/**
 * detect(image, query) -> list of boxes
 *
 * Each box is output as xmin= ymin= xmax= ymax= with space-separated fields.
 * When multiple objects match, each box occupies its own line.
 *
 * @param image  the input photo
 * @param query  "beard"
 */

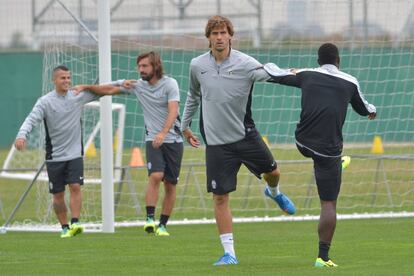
xmin=214 ymin=42 xmax=228 ymax=52
xmin=141 ymin=72 xmax=153 ymax=82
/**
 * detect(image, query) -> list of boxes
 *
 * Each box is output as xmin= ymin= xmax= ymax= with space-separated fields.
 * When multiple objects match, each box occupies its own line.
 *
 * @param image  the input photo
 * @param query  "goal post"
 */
xmin=97 ymin=0 xmax=114 ymax=233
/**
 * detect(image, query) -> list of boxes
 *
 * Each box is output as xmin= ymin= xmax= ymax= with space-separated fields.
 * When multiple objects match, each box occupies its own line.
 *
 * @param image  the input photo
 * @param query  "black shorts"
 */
xmin=145 ymin=141 xmax=183 ymax=184
xmin=296 ymin=143 xmax=342 ymax=201
xmin=46 ymin=157 xmax=84 ymax=194
xmin=206 ymin=129 xmax=277 ymax=195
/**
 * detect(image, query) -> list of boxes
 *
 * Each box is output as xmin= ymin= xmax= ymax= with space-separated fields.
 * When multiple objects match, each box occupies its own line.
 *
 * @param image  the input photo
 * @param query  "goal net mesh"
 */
xmin=2 ymin=0 xmax=414 ymax=231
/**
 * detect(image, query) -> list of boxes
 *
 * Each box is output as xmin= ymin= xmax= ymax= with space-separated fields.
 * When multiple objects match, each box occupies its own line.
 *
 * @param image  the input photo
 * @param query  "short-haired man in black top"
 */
xmin=264 ymin=43 xmax=377 ymax=267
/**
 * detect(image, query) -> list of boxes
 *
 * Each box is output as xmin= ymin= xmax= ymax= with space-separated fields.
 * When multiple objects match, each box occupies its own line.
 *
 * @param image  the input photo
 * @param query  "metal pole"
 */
xmin=349 ymin=0 xmax=354 ymax=48
xmin=257 ymin=0 xmax=263 ymax=48
xmin=248 ymin=0 xmax=262 ymax=48
xmin=2 ymin=162 xmax=46 ymax=229
xmin=98 ymin=0 xmax=115 ymax=233
xmin=57 ymin=0 xmax=98 ymax=42
xmin=363 ymin=0 xmax=368 ymax=44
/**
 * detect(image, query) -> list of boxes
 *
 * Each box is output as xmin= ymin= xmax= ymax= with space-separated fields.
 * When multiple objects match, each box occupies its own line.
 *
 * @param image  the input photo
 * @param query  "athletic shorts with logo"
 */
xmin=145 ymin=141 xmax=183 ymax=184
xmin=46 ymin=157 xmax=84 ymax=194
xmin=206 ymin=128 xmax=277 ymax=195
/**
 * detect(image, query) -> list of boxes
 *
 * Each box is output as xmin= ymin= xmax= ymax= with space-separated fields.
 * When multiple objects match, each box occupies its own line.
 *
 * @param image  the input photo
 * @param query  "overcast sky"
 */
xmin=0 ymin=0 xmax=412 ymax=48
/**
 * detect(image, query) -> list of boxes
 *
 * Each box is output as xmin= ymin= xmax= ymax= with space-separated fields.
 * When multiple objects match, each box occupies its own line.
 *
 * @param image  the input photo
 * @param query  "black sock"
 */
xmin=318 ymin=241 xmax=331 ymax=261
xmin=146 ymin=206 xmax=155 ymax=220
xmin=159 ymin=214 xmax=170 ymax=227
xmin=62 ymin=224 xmax=69 ymax=230
xmin=71 ymin=218 xmax=79 ymax=224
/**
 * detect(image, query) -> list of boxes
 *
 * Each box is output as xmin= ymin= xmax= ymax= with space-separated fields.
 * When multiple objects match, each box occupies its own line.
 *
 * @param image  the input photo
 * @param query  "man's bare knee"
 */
xmin=149 ymin=172 xmax=164 ymax=184
xmin=213 ymin=194 xmax=229 ymax=206
xmin=68 ymin=183 xmax=81 ymax=193
xmin=53 ymin=191 xmax=65 ymax=202
xmin=164 ymin=181 xmax=176 ymax=193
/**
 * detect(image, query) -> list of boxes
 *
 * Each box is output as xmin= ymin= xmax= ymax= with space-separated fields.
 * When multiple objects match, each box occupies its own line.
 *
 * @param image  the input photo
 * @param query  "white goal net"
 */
xmin=2 ymin=0 xmax=414 ymax=231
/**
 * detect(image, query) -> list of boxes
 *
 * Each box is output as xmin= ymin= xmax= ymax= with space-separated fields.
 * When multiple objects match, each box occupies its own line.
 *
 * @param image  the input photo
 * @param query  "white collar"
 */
xmin=321 ymin=64 xmax=339 ymax=72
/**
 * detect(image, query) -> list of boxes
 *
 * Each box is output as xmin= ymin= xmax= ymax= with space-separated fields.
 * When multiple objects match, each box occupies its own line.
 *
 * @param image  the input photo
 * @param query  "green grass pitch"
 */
xmin=0 ymin=147 xmax=414 ymax=275
xmin=0 ymin=219 xmax=413 ymax=275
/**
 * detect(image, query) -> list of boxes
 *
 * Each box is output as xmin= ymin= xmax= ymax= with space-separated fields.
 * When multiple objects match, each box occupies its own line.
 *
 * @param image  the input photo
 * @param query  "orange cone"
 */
xmin=129 ymin=147 xmax=144 ymax=167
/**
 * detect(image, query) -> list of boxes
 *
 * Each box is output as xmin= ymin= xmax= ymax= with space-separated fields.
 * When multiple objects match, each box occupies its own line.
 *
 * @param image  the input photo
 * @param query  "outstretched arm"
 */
xmin=72 ymin=84 xmax=122 ymax=96
xmin=263 ymin=63 xmax=301 ymax=88
xmin=72 ymin=80 xmax=136 ymax=96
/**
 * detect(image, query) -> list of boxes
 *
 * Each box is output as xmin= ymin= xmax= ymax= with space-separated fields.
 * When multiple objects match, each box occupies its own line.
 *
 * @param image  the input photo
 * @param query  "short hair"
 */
xmin=136 ymin=51 xmax=163 ymax=79
xmin=205 ymin=15 xmax=234 ymax=38
xmin=318 ymin=43 xmax=340 ymax=65
xmin=52 ymin=65 xmax=69 ymax=74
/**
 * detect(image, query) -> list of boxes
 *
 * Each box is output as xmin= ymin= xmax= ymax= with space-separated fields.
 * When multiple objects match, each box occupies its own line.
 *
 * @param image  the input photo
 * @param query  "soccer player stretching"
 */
xmin=15 ymin=65 xmax=101 ymax=238
xmin=181 ymin=15 xmax=296 ymax=266
xmin=73 ymin=52 xmax=183 ymax=236
xmin=265 ymin=43 xmax=377 ymax=267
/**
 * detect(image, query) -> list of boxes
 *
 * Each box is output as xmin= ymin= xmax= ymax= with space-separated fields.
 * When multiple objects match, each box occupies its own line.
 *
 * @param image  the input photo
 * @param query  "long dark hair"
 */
xmin=137 ymin=51 xmax=163 ymax=79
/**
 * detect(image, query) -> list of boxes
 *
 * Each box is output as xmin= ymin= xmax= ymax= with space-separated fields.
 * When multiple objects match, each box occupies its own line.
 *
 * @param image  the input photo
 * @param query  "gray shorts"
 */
xmin=145 ymin=141 xmax=183 ymax=184
xmin=46 ymin=157 xmax=84 ymax=194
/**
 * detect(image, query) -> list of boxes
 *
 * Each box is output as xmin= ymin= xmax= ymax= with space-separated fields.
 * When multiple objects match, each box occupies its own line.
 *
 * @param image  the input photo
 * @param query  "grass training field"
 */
xmin=0 ymin=219 xmax=413 ymax=275
xmin=0 ymin=147 xmax=413 ymax=275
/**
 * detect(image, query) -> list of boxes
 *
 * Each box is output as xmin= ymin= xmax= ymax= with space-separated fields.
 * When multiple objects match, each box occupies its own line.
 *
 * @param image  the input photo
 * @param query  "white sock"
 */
xmin=220 ymin=233 xmax=235 ymax=257
xmin=267 ymin=184 xmax=280 ymax=196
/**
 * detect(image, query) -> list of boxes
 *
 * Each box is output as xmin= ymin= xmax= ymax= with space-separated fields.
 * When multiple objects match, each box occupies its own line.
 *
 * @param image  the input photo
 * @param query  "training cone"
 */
xmin=85 ymin=142 xmax=97 ymax=158
xmin=262 ymin=136 xmax=270 ymax=148
xmin=130 ymin=147 xmax=144 ymax=167
xmin=371 ymin=135 xmax=384 ymax=154
xmin=113 ymin=130 xmax=119 ymax=152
